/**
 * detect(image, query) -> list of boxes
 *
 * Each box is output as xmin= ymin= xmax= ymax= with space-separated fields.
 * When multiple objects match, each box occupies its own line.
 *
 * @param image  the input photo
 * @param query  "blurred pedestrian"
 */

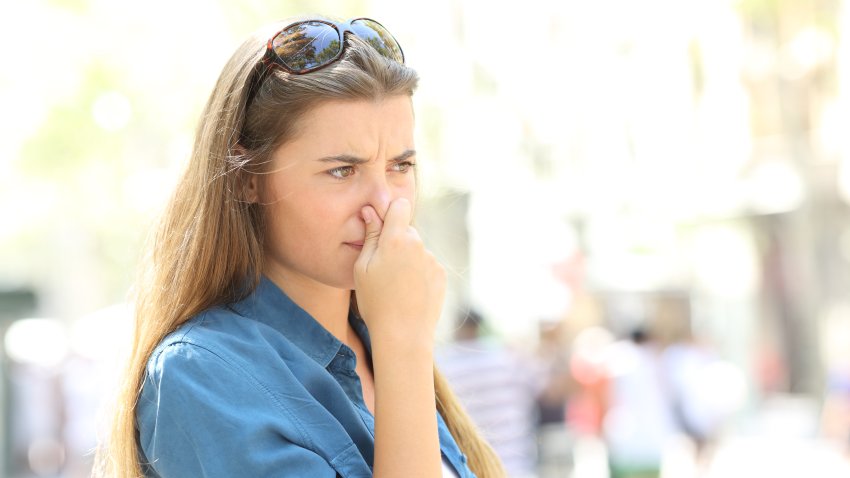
xmin=534 ymin=319 xmax=576 ymax=478
xmin=602 ymin=327 xmax=678 ymax=478
xmin=437 ymin=309 xmax=541 ymax=478
xmin=660 ymin=333 xmax=732 ymax=466
xmin=654 ymin=294 xmax=744 ymax=472
xmin=567 ymin=326 xmax=614 ymax=438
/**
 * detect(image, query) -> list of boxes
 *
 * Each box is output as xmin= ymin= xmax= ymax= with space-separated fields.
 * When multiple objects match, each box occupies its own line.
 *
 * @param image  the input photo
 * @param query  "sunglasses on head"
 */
xmin=261 ymin=17 xmax=404 ymax=74
xmin=242 ymin=17 xmax=404 ymax=136
xmin=244 ymin=17 xmax=404 ymax=107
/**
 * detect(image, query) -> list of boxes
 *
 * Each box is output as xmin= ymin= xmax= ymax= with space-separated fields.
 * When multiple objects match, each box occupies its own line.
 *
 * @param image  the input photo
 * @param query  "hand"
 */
xmin=354 ymin=198 xmax=445 ymax=477
xmin=353 ymin=198 xmax=446 ymax=346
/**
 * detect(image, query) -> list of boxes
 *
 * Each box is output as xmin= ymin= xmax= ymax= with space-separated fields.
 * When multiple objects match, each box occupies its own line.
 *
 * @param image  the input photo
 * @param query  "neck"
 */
xmin=264 ymin=269 xmax=352 ymax=341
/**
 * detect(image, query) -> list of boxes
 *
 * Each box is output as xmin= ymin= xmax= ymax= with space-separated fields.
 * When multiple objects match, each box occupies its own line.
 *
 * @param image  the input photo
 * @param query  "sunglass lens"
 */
xmin=272 ymin=21 xmax=342 ymax=73
xmin=350 ymin=19 xmax=404 ymax=64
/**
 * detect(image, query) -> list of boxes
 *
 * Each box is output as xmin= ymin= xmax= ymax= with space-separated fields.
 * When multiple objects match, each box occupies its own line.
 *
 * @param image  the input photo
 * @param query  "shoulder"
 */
xmin=141 ymin=305 xmax=305 ymax=414
xmin=137 ymin=306 xmax=310 ymax=447
xmin=147 ymin=305 xmax=283 ymax=373
xmin=142 ymin=307 xmax=274 ymax=401
xmin=156 ymin=305 xmax=267 ymax=348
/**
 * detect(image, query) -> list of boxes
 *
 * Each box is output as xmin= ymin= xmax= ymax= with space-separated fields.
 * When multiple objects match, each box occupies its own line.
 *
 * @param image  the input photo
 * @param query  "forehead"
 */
xmin=284 ymin=96 xmax=415 ymax=155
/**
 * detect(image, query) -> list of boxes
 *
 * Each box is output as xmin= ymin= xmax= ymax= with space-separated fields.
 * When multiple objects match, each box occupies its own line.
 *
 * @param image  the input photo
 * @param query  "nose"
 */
xmin=365 ymin=172 xmax=392 ymax=221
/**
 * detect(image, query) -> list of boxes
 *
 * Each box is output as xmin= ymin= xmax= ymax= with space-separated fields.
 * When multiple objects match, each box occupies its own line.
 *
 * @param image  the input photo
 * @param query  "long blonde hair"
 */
xmin=96 ymin=17 xmax=505 ymax=478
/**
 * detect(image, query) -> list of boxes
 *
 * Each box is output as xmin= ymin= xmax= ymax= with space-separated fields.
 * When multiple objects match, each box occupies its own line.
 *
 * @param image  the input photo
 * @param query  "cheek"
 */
xmin=406 ymin=181 xmax=417 ymax=201
xmin=393 ymin=173 xmax=417 ymax=198
xmin=266 ymin=190 xmax=354 ymax=244
xmin=399 ymin=179 xmax=417 ymax=208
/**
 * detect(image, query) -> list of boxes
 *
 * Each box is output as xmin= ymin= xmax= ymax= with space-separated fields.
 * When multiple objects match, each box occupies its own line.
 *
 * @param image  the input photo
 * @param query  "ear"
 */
xmin=233 ymin=144 xmax=260 ymax=204
xmin=243 ymin=169 xmax=260 ymax=204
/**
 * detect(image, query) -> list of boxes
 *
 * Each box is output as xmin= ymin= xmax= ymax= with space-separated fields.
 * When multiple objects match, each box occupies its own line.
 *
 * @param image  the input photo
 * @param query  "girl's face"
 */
xmin=253 ymin=96 xmax=417 ymax=291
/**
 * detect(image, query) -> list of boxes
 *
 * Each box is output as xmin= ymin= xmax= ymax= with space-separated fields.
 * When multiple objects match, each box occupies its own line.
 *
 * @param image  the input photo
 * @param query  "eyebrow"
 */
xmin=316 ymin=149 xmax=416 ymax=165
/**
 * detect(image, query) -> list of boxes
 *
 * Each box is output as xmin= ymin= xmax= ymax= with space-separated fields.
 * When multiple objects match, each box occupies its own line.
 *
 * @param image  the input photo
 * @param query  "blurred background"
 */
xmin=2 ymin=0 xmax=850 ymax=476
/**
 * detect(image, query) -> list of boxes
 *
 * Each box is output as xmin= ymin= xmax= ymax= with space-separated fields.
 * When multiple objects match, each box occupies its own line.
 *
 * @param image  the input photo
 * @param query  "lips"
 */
xmin=344 ymin=242 xmax=364 ymax=250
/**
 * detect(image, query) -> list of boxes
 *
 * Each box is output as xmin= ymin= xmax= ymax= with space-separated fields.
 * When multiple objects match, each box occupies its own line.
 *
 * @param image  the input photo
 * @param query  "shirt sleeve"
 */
xmin=136 ymin=341 xmax=339 ymax=478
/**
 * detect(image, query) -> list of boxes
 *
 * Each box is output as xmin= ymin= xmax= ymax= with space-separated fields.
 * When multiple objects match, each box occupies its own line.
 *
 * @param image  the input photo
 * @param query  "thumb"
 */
xmin=358 ymin=205 xmax=383 ymax=266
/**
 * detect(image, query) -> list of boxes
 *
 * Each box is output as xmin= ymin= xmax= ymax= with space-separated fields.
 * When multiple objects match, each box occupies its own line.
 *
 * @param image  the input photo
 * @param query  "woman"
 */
xmin=96 ymin=15 xmax=505 ymax=478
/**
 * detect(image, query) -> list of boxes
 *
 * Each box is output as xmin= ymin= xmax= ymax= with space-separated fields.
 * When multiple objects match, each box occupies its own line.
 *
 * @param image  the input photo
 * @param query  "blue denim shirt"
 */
xmin=136 ymin=276 xmax=475 ymax=477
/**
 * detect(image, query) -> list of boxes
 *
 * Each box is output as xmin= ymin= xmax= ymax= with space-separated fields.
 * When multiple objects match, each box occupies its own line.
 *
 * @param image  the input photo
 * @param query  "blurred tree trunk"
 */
xmin=741 ymin=0 xmax=842 ymax=396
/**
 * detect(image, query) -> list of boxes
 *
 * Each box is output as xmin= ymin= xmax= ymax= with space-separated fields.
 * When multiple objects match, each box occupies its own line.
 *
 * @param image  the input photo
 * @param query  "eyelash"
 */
xmin=327 ymin=161 xmax=417 ymax=180
xmin=328 ymin=166 xmax=355 ymax=179
xmin=392 ymin=160 xmax=417 ymax=173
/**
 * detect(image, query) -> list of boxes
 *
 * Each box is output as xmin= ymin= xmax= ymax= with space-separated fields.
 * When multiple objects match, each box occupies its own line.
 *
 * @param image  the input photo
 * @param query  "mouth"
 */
xmin=344 ymin=242 xmax=364 ymax=250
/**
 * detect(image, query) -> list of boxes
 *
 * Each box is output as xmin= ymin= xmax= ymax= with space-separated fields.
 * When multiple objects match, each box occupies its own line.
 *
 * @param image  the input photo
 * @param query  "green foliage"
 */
xmin=17 ymin=62 xmax=125 ymax=178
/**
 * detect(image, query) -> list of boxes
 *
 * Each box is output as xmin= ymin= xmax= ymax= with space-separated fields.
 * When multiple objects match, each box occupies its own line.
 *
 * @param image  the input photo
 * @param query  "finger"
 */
xmin=381 ymin=198 xmax=412 ymax=237
xmin=358 ymin=205 xmax=383 ymax=265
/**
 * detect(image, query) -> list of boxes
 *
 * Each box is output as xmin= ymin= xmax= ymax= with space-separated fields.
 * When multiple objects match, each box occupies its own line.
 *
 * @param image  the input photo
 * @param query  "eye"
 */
xmin=391 ymin=161 xmax=416 ymax=173
xmin=328 ymin=165 xmax=355 ymax=179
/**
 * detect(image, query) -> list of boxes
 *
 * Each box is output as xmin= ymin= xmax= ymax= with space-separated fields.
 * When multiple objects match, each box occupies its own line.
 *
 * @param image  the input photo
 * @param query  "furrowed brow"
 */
xmin=317 ymin=150 xmax=416 ymax=164
xmin=391 ymin=149 xmax=416 ymax=162
xmin=316 ymin=154 xmax=369 ymax=165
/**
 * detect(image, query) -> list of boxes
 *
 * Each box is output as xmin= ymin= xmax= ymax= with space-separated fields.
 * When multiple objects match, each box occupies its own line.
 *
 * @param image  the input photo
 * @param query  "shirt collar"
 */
xmin=229 ymin=275 xmax=370 ymax=368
